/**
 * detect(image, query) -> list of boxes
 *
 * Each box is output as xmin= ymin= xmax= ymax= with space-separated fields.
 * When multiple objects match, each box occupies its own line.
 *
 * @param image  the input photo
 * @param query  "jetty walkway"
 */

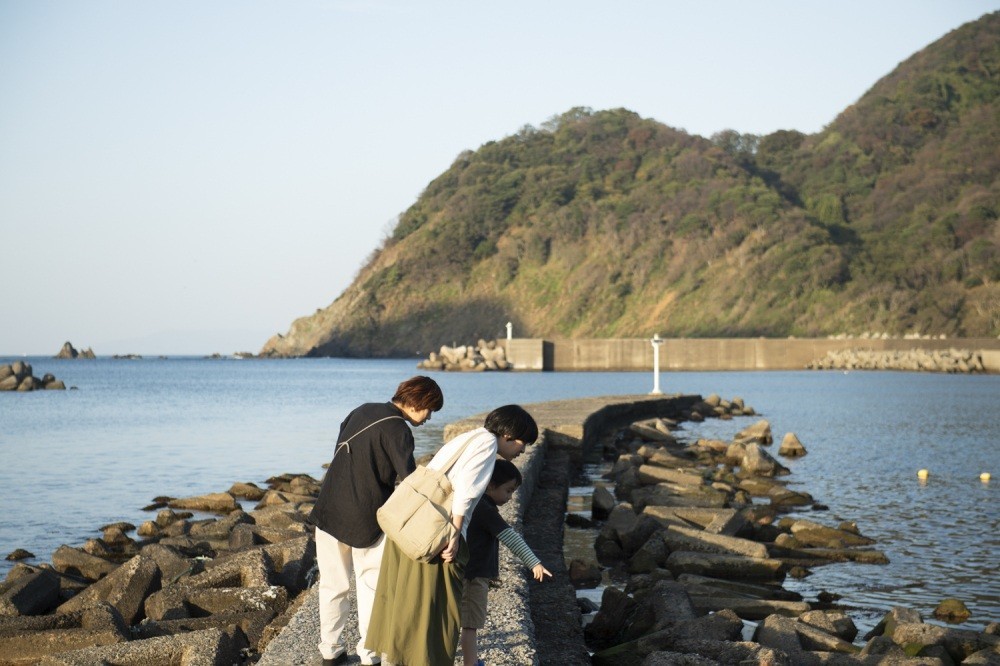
xmin=259 ymin=394 xmax=690 ymax=665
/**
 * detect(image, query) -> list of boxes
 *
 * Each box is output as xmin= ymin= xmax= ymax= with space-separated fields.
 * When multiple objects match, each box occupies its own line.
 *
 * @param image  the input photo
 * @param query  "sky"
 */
xmin=1 ymin=1 xmax=998 ymax=355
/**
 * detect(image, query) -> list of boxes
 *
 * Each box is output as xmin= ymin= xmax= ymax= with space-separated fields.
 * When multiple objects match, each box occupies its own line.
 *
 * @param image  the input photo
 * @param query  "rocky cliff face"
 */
xmin=261 ymin=13 xmax=1000 ymax=358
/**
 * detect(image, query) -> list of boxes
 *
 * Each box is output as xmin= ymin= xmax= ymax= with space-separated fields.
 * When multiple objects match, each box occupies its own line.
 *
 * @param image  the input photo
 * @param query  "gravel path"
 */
xmin=259 ymin=446 xmax=547 ymax=666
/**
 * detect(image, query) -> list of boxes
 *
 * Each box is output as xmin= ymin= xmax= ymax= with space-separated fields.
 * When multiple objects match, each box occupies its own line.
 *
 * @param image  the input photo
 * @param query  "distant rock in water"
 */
xmin=54 ymin=341 xmax=95 ymax=359
xmin=0 ymin=361 xmax=66 ymax=391
xmin=417 ymin=339 xmax=510 ymax=371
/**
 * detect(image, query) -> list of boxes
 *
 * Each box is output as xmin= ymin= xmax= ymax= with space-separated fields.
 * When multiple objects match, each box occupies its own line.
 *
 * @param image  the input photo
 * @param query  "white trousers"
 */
xmin=315 ymin=526 xmax=385 ymax=664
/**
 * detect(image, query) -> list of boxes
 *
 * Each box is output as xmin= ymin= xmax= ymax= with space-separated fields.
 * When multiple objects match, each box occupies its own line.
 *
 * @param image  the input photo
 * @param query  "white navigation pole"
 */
xmin=506 ymin=321 xmax=513 ymax=340
xmin=650 ymin=333 xmax=664 ymax=395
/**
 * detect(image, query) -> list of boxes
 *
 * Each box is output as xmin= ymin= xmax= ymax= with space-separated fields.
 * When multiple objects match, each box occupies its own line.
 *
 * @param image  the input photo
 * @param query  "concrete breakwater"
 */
xmin=572 ymin=403 xmax=1000 ymax=664
xmin=2 ymin=395 xmax=998 ymax=664
xmin=497 ymin=337 xmax=1000 ymax=372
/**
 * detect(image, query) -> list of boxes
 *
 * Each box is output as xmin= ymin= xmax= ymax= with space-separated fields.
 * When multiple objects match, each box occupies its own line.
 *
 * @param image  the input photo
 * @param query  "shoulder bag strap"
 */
xmin=334 ymin=415 xmax=405 ymax=459
xmin=435 ymin=429 xmax=487 ymax=474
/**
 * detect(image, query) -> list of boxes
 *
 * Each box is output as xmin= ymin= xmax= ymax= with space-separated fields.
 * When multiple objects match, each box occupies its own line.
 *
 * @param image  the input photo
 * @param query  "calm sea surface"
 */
xmin=1 ymin=357 xmax=997 ymax=632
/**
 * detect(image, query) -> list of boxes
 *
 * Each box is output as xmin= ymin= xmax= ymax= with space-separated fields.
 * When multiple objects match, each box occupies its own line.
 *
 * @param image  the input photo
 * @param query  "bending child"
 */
xmin=460 ymin=459 xmax=552 ymax=666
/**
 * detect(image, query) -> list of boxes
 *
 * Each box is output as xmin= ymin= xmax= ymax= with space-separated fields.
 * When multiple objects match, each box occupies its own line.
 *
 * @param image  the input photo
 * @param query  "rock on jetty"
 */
xmin=0 ymin=361 xmax=66 ymax=391
xmin=0 ymin=475 xmax=321 ymax=664
xmin=807 ymin=348 xmax=987 ymax=373
xmin=417 ymin=339 xmax=510 ymax=371
xmin=54 ymin=342 xmax=96 ymax=359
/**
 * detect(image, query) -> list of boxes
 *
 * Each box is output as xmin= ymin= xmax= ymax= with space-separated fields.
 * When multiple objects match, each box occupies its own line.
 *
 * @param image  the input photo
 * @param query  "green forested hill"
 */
xmin=261 ymin=12 xmax=999 ymax=358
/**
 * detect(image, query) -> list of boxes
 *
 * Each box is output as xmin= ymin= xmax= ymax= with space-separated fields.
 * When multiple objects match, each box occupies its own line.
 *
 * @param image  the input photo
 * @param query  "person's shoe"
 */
xmin=322 ymin=654 xmax=349 ymax=665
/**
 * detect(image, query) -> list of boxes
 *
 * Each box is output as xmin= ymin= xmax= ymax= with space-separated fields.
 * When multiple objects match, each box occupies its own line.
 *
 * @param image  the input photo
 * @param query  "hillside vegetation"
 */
xmin=262 ymin=12 xmax=999 ymax=358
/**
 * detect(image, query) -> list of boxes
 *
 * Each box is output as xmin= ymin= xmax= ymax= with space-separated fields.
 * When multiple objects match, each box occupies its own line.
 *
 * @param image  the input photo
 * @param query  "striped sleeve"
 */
xmin=497 ymin=527 xmax=541 ymax=570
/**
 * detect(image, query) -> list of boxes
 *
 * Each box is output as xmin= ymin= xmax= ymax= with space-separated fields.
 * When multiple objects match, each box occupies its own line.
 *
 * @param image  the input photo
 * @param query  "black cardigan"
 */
xmin=309 ymin=402 xmax=416 ymax=548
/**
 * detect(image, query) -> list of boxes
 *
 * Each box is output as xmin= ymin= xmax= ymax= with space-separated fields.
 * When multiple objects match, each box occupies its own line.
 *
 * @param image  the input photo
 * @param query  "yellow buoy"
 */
xmin=917 ymin=469 xmax=929 ymax=479
xmin=981 ymin=472 xmax=991 ymax=482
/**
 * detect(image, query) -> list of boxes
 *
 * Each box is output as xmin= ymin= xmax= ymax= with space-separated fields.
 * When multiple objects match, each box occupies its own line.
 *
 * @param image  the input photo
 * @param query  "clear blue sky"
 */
xmin=2 ymin=1 xmax=997 ymax=355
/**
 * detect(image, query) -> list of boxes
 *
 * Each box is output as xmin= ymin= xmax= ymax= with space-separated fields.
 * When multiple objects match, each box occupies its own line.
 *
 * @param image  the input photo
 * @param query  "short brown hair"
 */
xmin=392 ymin=375 xmax=444 ymax=412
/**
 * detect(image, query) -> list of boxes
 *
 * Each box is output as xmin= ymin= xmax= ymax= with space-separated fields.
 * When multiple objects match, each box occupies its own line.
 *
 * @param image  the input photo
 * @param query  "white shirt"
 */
xmin=427 ymin=427 xmax=498 ymax=538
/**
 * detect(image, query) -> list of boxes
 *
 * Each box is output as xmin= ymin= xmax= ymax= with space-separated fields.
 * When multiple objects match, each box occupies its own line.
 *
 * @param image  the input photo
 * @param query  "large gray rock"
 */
xmin=636 ymin=466 xmax=705 ymax=487
xmin=194 ymin=549 xmax=276 ymax=590
xmin=631 ymin=484 xmax=728 ymax=511
xmin=595 ymin=530 xmax=625 ymax=565
xmin=619 ymin=515 xmax=664 ymax=556
xmin=648 ymin=580 xmax=698 ymax=630
xmin=228 ymin=482 xmax=266 ymax=501
xmin=685 ymin=594 xmax=810 ymax=620
xmin=17 ymin=376 xmax=40 ymax=391
xmin=51 ymin=546 xmax=119 ymax=582
xmin=665 ymin=551 xmax=785 ymax=581
xmin=789 ymin=519 xmax=875 ymax=547
xmin=10 ymin=361 xmax=30 ymax=380
xmin=0 ymin=603 xmax=128 ymax=664
xmin=585 ymin=586 xmax=638 ymax=651
xmin=641 ymin=651 xmax=717 ymax=665
xmin=667 ymin=640 xmax=791 ymax=665
xmin=630 ymin=421 xmax=677 ymax=443
xmin=661 ymin=524 xmax=768 ymax=559
xmin=0 ymin=569 xmax=59 ymax=617
xmin=57 ymin=555 xmax=161 ymax=625
xmin=741 ymin=443 xmax=790 ymax=477
xmin=778 ymin=432 xmax=807 ymax=457
xmin=628 ymin=533 xmax=668 ymax=574
xmin=145 ymin=584 xmax=288 ymax=622
xmin=891 ymin=622 xmax=1000 ymax=663
xmin=134 ymin=608 xmax=275 ymax=652
xmin=592 ymin=485 xmax=617 ymax=520
xmin=792 ymin=618 xmax=861 ymax=654
xmin=798 ymin=610 xmax=858 ymax=642
xmin=863 ymin=607 xmax=924 ymax=640
xmin=34 ymin=626 xmax=245 ymax=666
xmin=139 ymin=543 xmax=194 ymax=583
xmin=645 ymin=449 xmax=698 ymax=469
xmin=735 ymin=419 xmax=773 ymax=445
xmin=168 ymin=492 xmax=239 ymax=514
xmin=754 ymin=614 xmax=812 ymax=663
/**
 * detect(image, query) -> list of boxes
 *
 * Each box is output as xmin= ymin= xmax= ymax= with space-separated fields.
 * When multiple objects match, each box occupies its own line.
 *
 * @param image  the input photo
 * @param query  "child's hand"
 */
xmin=532 ymin=563 xmax=552 ymax=582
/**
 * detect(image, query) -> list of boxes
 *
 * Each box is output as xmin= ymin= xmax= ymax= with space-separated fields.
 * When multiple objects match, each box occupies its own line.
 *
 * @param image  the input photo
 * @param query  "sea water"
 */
xmin=0 ymin=357 xmax=997 ymax=630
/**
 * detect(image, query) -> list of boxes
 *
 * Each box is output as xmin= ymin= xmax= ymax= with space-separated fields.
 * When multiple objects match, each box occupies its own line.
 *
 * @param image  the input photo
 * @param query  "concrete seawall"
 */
xmin=501 ymin=337 xmax=1000 ymax=372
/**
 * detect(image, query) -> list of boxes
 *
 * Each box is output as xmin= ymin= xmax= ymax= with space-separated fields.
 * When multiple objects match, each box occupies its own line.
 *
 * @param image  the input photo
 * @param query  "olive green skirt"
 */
xmin=365 ymin=537 xmax=468 ymax=666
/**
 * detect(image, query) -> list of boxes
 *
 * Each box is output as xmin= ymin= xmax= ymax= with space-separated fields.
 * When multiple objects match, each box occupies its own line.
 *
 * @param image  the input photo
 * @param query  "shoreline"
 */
xmin=1 ymin=394 xmax=997 ymax=664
